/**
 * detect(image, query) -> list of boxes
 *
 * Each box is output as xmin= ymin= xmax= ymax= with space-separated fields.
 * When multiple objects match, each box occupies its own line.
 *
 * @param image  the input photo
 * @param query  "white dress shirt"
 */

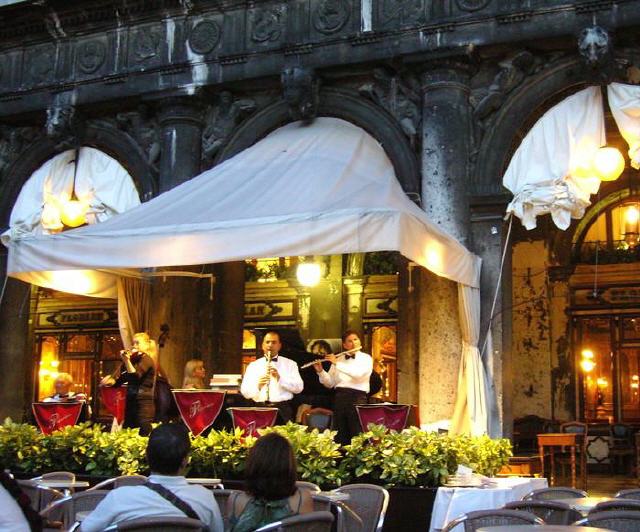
xmin=240 ymin=355 xmax=303 ymax=402
xmin=318 ymin=351 xmax=373 ymax=393
xmin=80 ymin=474 xmax=223 ymax=532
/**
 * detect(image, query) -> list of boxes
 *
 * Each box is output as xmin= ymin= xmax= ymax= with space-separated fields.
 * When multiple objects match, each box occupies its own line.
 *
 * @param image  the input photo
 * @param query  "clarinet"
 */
xmin=265 ymin=349 xmax=273 ymax=403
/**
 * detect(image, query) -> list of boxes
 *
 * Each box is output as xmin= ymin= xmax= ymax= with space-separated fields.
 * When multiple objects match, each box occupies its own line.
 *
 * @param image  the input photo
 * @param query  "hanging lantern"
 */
xmin=593 ymin=147 xmax=625 ymax=182
xmin=624 ymin=204 xmax=640 ymax=247
xmin=60 ymin=197 xmax=88 ymax=228
xmin=41 ymin=201 xmax=63 ymax=231
xmin=296 ymin=262 xmax=322 ymax=287
xmin=580 ymin=349 xmax=596 ymax=373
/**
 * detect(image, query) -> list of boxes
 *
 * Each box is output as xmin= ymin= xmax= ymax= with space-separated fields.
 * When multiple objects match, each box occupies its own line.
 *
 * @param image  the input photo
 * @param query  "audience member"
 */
xmin=81 ymin=424 xmax=223 ymax=532
xmin=227 ymin=432 xmax=313 ymax=532
xmin=183 ymin=359 xmax=208 ymax=389
xmin=43 ymin=373 xmax=86 ymax=402
xmin=0 ymin=471 xmax=42 ymax=531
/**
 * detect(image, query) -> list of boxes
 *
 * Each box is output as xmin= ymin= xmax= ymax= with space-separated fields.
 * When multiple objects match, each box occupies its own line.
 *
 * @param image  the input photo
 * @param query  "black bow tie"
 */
xmin=266 ymin=356 xmax=278 ymax=362
xmin=345 ymin=354 xmax=355 ymax=360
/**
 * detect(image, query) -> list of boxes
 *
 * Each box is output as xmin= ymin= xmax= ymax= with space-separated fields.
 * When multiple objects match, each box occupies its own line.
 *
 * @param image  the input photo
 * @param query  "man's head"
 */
xmin=310 ymin=339 xmax=332 ymax=356
xmin=262 ymin=330 xmax=282 ymax=357
xmin=54 ymin=373 xmax=73 ymax=396
xmin=146 ymin=424 xmax=191 ymax=476
xmin=342 ymin=330 xmax=362 ymax=351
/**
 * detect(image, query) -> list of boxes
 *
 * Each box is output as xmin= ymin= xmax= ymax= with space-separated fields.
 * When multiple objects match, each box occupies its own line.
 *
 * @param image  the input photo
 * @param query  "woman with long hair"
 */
xmin=182 ymin=359 xmax=207 ymax=389
xmin=227 ymin=433 xmax=313 ymax=532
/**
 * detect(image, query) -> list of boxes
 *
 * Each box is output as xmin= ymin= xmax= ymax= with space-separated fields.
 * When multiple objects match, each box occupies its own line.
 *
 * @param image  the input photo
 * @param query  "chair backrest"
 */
xmin=303 ymin=408 xmax=333 ymax=431
xmin=504 ymin=500 xmax=583 ymax=525
xmin=560 ymin=421 xmax=588 ymax=440
xmin=106 ymin=516 xmax=205 ymax=531
xmin=611 ymin=423 xmax=633 ymax=440
xmin=523 ymin=487 xmax=588 ymax=500
xmin=254 ymin=510 xmax=334 ymax=532
xmin=576 ymin=510 xmax=640 ymax=531
xmin=296 ymin=481 xmax=321 ymax=494
xmin=90 ymin=475 xmax=148 ymax=490
xmin=213 ymin=488 xmax=241 ymax=530
xmin=334 ymin=483 xmax=389 ymax=532
xmin=591 ymin=500 xmax=640 ymax=513
xmin=41 ymin=489 xmax=110 ymax=529
xmin=616 ymin=489 xmax=640 ymax=500
xmin=17 ymin=480 xmax=65 ymax=512
xmin=442 ymin=509 xmax=543 ymax=532
xmin=40 ymin=471 xmax=76 ymax=482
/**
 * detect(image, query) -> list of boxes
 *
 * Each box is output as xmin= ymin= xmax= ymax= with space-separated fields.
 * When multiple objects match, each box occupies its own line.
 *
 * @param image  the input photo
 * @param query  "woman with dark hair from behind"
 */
xmin=227 ymin=433 xmax=314 ymax=532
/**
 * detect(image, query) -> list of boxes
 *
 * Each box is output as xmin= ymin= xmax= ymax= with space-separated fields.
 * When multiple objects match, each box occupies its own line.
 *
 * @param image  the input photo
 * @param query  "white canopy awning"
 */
xmin=3 ymin=118 xmax=481 ymax=296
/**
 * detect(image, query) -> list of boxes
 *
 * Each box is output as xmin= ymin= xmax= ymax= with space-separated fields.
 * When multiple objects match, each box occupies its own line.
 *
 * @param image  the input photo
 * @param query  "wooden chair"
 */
xmin=504 ymin=500 xmax=582 ymax=525
xmin=441 ymin=509 xmax=543 ymax=532
xmin=523 ymin=486 xmax=587 ymax=500
xmin=334 ymin=483 xmax=389 ymax=532
xmin=302 ymin=408 xmax=333 ymax=432
xmin=558 ymin=421 xmax=588 ymax=489
xmin=104 ymin=516 xmax=205 ymax=531
xmin=89 ymin=475 xmax=147 ymax=490
xmin=254 ymin=510 xmax=334 ymax=532
xmin=609 ymin=424 xmax=636 ymax=475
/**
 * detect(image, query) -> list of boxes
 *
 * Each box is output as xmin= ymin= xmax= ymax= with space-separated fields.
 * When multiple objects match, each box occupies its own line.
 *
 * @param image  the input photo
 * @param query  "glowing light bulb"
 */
xmin=296 ymin=263 xmax=322 ymax=287
xmin=60 ymin=199 xmax=88 ymax=228
xmin=594 ymin=147 xmax=625 ymax=182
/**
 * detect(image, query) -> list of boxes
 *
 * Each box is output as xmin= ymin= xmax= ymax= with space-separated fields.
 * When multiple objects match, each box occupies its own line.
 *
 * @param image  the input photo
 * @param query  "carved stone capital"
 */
xmin=421 ymin=62 xmax=472 ymax=94
xmin=158 ymin=97 xmax=204 ymax=127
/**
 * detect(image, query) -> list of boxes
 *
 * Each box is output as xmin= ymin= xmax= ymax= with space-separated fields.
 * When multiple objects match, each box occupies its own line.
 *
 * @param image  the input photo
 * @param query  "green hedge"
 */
xmin=0 ymin=419 xmax=511 ymax=489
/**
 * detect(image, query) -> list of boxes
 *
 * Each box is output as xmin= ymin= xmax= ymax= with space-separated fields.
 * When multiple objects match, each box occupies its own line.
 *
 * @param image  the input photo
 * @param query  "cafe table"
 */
xmin=185 ymin=478 xmax=222 ymax=487
xmin=34 ymin=479 xmax=90 ymax=496
xmin=477 ymin=526 xmax=613 ymax=531
xmin=549 ymin=497 xmax=615 ymax=514
xmin=430 ymin=477 xmax=548 ymax=532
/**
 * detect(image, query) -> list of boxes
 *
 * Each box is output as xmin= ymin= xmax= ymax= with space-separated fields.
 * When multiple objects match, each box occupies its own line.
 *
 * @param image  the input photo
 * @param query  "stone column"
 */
xmin=418 ymin=64 xmax=471 ymax=424
xmin=158 ymin=98 xmax=204 ymax=192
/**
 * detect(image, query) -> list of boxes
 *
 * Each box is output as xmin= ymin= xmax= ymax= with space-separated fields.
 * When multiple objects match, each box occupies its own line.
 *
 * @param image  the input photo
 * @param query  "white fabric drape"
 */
xmin=503 ymin=87 xmax=605 ymax=230
xmin=450 ymin=284 xmax=491 ymax=436
xmin=117 ymin=277 xmax=150 ymax=349
xmin=608 ymin=82 xmax=640 ymax=170
xmin=3 ymin=118 xmax=481 ymax=291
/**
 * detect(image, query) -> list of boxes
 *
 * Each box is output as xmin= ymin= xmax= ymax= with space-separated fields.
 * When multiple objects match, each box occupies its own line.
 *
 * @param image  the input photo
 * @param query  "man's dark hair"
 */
xmin=310 ymin=339 xmax=332 ymax=354
xmin=146 ymin=424 xmax=191 ymax=475
xmin=245 ymin=432 xmax=297 ymax=500
xmin=262 ymin=330 xmax=281 ymax=342
xmin=342 ymin=329 xmax=361 ymax=344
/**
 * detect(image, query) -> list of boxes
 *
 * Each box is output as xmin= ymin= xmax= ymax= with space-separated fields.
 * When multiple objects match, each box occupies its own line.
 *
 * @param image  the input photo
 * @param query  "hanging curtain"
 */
xmin=449 ymin=284 xmax=492 ymax=436
xmin=608 ymin=82 xmax=640 ymax=170
xmin=503 ymin=86 xmax=605 ymax=230
xmin=117 ymin=277 xmax=150 ymax=349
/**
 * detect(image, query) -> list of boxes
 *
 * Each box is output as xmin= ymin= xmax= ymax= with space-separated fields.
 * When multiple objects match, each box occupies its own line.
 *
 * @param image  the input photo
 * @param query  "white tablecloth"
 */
xmin=429 ymin=477 xmax=548 ymax=531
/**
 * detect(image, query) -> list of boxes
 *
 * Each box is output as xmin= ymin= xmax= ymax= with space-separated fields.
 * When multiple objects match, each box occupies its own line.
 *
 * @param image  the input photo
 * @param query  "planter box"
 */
xmin=383 ymin=486 xmax=438 ymax=532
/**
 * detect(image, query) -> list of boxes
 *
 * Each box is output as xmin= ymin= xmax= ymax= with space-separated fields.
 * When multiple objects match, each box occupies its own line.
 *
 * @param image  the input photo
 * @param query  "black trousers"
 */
xmin=254 ymin=400 xmax=294 ymax=424
xmin=124 ymin=396 xmax=155 ymax=436
xmin=333 ymin=388 xmax=367 ymax=446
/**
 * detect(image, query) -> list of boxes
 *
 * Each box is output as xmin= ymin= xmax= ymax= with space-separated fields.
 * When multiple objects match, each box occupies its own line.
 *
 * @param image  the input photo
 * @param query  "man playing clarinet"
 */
xmin=314 ymin=330 xmax=372 ymax=445
xmin=240 ymin=330 xmax=303 ymax=423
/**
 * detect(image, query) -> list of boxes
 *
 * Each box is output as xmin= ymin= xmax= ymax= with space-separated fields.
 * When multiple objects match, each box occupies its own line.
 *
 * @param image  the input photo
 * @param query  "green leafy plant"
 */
xmin=189 ymin=428 xmax=254 ymax=479
xmin=260 ymin=423 xmax=345 ymax=488
xmin=0 ymin=418 xmax=43 ymax=473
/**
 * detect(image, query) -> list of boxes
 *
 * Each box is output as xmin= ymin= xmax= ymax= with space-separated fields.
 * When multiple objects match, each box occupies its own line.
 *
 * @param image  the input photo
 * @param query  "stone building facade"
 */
xmin=1 ymin=0 xmax=640 ymax=432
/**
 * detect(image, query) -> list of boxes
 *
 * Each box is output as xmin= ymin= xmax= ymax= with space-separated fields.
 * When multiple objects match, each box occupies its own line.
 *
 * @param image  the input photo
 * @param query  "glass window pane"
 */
xmin=580 ymin=317 xmax=613 ymax=423
xmin=622 ymin=318 xmax=640 ymax=341
xmin=101 ymin=333 xmax=124 ymax=360
xmin=243 ymin=329 xmax=256 ymax=350
xmin=38 ymin=336 xmax=60 ymax=400
xmin=66 ymin=334 xmax=96 ymax=353
xmin=584 ymin=213 xmax=607 ymax=243
xmin=60 ymin=359 xmax=92 ymax=398
xmin=369 ymin=325 xmax=397 ymax=402
xmin=619 ymin=348 xmax=640 ymax=422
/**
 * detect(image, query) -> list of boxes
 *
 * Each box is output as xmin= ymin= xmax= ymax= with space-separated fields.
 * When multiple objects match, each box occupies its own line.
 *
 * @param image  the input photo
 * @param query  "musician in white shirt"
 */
xmin=314 ymin=330 xmax=372 ymax=445
xmin=241 ymin=331 xmax=304 ymax=423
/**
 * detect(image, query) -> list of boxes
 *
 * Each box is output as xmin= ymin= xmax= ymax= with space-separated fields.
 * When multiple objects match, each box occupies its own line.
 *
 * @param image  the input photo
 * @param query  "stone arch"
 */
xmin=0 ymin=121 xmax=156 ymax=227
xmin=473 ymin=55 xmax=599 ymax=196
xmin=217 ymin=87 xmax=421 ymax=198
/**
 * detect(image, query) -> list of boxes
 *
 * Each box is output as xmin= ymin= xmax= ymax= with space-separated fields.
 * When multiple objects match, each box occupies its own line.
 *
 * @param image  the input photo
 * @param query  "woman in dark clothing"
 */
xmin=100 ymin=340 xmax=156 ymax=435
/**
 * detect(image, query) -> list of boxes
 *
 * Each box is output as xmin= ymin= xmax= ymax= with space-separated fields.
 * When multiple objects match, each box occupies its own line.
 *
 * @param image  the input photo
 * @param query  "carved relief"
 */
xmin=132 ymin=27 xmax=161 ymax=63
xmin=77 ymin=40 xmax=106 ymax=74
xmin=251 ymin=6 xmax=285 ymax=43
xmin=46 ymin=94 xmax=83 ymax=149
xmin=455 ymin=0 xmax=491 ymax=11
xmin=116 ymin=105 xmax=161 ymax=169
xmin=313 ymin=0 xmax=350 ymax=35
xmin=27 ymin=48 xmax=55 ymax=83
xmin=201 ymin=91 xmax=256 ymax=164
xmin=578 ymin=26 xmax=611 ymax=69
xmin=281 ymin=67 xmax=320 ymax=121
xmin=359 ymin=68 xmax=421 ymax=146
xmin=381 ymin=0 xmax=424 ymax=27
xmin=0 ymin=126 xmax=36 ymax=176
xmin=188 ymin=20 xmax=221 ymax=55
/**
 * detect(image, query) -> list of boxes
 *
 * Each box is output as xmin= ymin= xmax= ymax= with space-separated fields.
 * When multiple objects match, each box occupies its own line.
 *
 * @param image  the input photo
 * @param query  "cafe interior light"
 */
xmin=594 ymin=146 xmax=625 ymax=182
xmin=580 ymin=349 xmax=596 ymax=373
xmin=296 ymin=261 xmax=322 ymax=287
xmin=624 ymin=204 xmax=640 ymax=247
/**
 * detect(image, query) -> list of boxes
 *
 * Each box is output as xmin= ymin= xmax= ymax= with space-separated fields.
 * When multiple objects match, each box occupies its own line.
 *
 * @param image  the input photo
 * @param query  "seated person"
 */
xmin=0 ymin=471 xmax=42 ymax=532
xmin=43 ymin=373 xmax=86 ymax=402
xmin=182 ymin=359 xmax=208 ymax=389
xmin=228 ymin=433 xmax=314 ymax=532
xmin=81 ymin=424 xmax=223 ymax=532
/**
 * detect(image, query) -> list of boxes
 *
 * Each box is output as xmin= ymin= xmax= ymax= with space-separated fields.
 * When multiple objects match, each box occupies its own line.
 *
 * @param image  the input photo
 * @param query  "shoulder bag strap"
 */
xmin=144 ymin=481 xmax=200 ymax=520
